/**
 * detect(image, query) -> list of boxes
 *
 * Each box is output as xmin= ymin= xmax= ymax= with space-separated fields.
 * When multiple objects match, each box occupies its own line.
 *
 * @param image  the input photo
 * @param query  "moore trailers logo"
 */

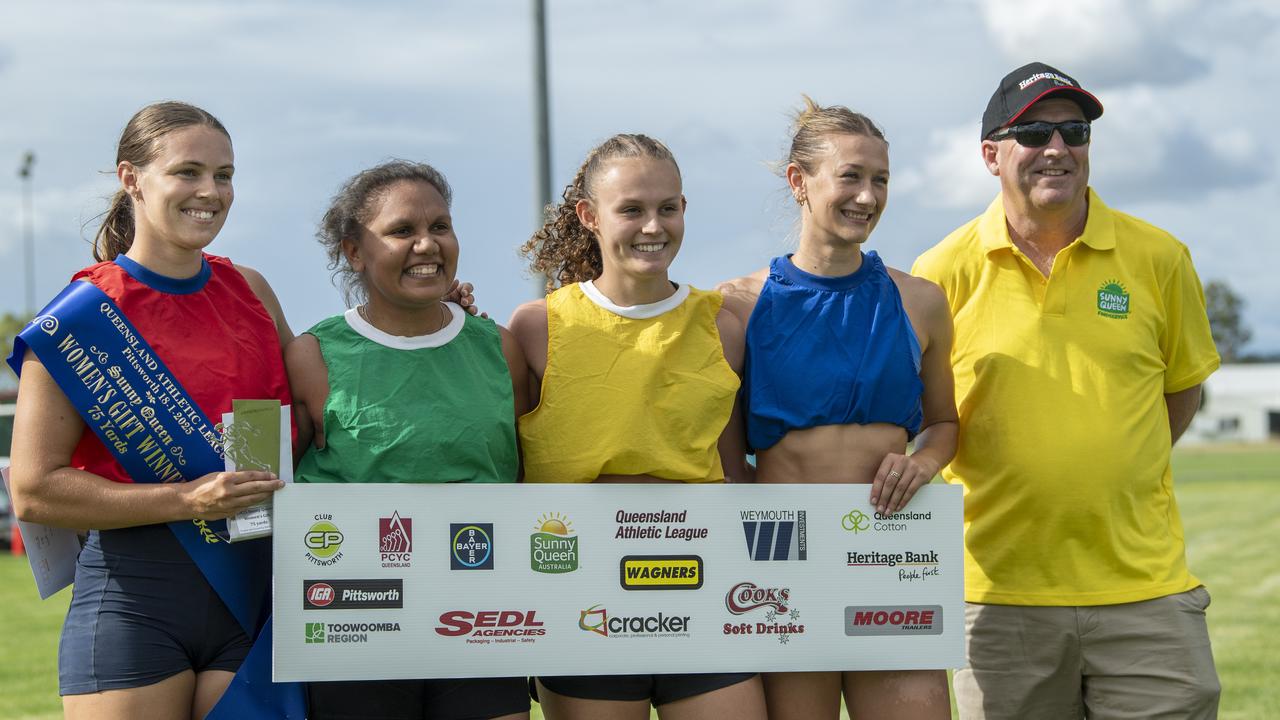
xmin=303 ymin=579 xmax=404 ymax=610
xmin=741 ymin=509 xmax=806 ymax=560
xmin=844 ymin=606 xmax=944 ymax=636
xmin=380 ymin=511 xmax=412 ymax=568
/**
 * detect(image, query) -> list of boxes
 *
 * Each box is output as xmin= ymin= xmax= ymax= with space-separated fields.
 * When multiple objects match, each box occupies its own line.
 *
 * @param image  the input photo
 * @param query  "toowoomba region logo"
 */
xmin=1097 ymin=280 xmax=1130 ymax=319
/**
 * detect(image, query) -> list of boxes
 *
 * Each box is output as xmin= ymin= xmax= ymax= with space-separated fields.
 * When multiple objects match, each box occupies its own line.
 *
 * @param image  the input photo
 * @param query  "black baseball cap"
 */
xmin=981 ymin=62 xmax=1104 ymax=140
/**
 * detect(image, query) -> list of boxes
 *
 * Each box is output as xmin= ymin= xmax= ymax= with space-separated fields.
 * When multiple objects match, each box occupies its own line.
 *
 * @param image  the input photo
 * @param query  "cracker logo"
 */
xmin=1097 ymin=280 xmax=1130 ymax=319
xmin=619 ymin=555 xmax=703 ymax=590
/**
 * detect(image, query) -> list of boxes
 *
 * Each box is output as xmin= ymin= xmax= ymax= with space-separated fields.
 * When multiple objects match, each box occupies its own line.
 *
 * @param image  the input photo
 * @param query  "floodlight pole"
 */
xmin=18 ymin=151 xmax=36 ymax=316
xmin=531 ymin=0 xmax=553 ymax=296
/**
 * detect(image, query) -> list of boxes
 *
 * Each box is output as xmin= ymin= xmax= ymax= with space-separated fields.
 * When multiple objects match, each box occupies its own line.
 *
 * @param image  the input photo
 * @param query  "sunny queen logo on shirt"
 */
xmin=1096 ymin=280 xmax=1131 ymax=319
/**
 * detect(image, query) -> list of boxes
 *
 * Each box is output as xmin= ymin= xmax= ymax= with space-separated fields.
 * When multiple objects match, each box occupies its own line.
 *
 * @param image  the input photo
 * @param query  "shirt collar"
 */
xmin=981 ymin=187 xmax=1116 ymax=255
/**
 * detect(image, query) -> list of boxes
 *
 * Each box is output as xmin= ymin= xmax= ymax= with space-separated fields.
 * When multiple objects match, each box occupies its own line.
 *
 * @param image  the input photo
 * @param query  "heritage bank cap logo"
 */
xmin=531 ymin=512 xmax=578 ymax=573
xmin=1097 ymin=280 xmax=1130 ymax=319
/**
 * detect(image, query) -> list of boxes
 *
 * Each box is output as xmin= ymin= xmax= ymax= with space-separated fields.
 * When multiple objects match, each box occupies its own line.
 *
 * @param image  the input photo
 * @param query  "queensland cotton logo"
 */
xmin=1097 ymin=280 xmax=1130 ymax=319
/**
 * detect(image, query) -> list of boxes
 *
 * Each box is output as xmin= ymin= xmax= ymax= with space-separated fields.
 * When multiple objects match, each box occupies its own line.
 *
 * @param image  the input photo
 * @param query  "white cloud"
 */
xmin=894 ymin=125 xmax=995 ymax=209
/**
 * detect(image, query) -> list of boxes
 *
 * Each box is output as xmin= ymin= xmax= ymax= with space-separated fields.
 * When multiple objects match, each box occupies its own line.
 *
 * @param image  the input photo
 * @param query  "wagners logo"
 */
xmin=435 ymin=610 xmax=545 ymax=637
xmin=304 ymin=515 xmax=344 ymax=566
xmin=741 ymin=509 xmax=806 ymax=560
xmin=303 ymin=579 xmax=403 ymax=610
xmin=531 ymin=512 xmax=578 ymax=573
xmin=619 ymin=555 xmax=703 ymax=590
xmin=451 ymin=523 xmax=494 ymax=570
xmin=845 ymin=606 xmax=944 ymax=636
xmin=380 ymin=512 xmax=412 ymax=568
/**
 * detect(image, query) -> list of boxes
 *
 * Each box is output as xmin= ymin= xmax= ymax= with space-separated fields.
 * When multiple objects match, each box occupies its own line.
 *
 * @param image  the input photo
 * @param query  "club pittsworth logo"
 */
xmin=741 ymin=509 xmax=806 ymax=560
xmin=303 ymin=621 xmax=401 ymax=645
xmin=380 ymin=511 xmax=412 ymax=568
xmin=451 ymin=523 xmax=494 ymax=570
xmin=303 ymin=579 xmax=403 ymax=610
xmin=846 ymin=549 xmax=941 ymax=582
xmin=724 ymin=581 xmax=804 ymax=643
xmin=1097 ymin=280 xmax=1130 ymax=319
xmin=304 ymin=515 xmax=344 ymax=566
xmin=578 ymin=604 xmax=690 ymax=639
xmin=531 ymin=512 xmax=578 ymax=573
xmin=615 ymin=509 xmax=709 ymax=541
xmin=845 ymin=606 xmax=943 ymax=636
xmin=842 ymin=508 xmax=932 ymax=534
xmin=434 ymin=610 xmax=546 ymax=645
xmin=619 ymin=555 xmax=703 ymax=590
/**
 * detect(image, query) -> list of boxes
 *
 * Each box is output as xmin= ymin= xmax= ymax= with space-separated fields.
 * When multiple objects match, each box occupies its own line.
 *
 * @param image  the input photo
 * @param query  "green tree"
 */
xmin=1204 ymin=280 xmax=1251 ymax=363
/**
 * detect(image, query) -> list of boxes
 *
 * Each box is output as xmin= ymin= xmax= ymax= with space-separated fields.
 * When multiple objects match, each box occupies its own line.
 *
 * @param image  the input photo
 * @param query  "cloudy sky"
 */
xmin=2 ymin=0 xmax=1277 ymax=360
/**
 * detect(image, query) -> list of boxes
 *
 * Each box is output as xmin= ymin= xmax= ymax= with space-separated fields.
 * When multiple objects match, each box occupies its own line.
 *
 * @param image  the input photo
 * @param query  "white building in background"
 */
xmin=1183 ymin=364 xmax=1280 ymax=445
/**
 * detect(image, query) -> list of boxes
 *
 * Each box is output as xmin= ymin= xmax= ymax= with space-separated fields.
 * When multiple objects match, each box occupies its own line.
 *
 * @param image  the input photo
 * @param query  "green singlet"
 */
xmin=295 ymin=303 xmax=517 ymax=484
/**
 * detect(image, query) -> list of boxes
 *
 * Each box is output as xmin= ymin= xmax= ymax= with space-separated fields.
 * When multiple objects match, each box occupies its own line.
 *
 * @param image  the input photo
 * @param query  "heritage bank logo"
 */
xmin=451 ymin=523 xmax=495 ymax=570
xmin=531 ymin=512 xmax=578 ymax=573
xmin=380 ymin=512 xmax=412 ymax=568
xmin=1097 ymin=280 xmax=1130 ymax=319
xmin=304 ymin=515 xmax=344 ymax=566
xmin=619 ymin=555 xmax=703 ymax=590
xmin=741 ymin=509 xmax=806 ymax=560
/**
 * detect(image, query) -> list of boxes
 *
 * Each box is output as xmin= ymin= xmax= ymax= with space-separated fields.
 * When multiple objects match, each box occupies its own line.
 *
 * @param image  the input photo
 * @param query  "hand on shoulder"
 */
xmin=716 ymin=267 xmax=768 ymax=326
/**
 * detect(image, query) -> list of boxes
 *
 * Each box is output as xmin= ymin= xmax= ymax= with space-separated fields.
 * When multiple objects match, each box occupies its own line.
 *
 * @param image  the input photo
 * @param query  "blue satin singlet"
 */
xmin=743 ymin=252 xmax=923 ymax=452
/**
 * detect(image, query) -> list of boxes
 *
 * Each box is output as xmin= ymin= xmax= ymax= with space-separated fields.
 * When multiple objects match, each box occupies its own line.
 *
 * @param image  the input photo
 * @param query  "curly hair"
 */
xmin=94 ymin=102 xmax=230 ymax=262
xmin=521 ymin=133 xmax=679 ymax=294
xmin=786 ymin=94 xmax=887 ymax=179
xmin=317 ymin=160 xmax=453 ymax=306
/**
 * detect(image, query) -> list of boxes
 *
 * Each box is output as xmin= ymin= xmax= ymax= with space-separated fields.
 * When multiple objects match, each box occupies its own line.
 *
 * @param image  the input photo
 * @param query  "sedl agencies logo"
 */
xmin=578 ymin=605 xmax=690 ymax=639
xmin=741 ymin=509 xmax=807 ymax=560
xmin=451 ymin=523 xmax=495 ymax=570
xmin=304 ymin=515 xmax=344 ymax=566
xmin=845 ymin=606 xmax=943 ymax=636
xmin=380 ymin=512 xmax=412 ymax=568
xmin=434 ymin=610 xmax=546 ymax=645
xmin=619 ymin=555 xmax=703 ymax=590
xmin=531 ymin=512 xmax=579 ymax=573
xmin=723 ymin=581 xmax=805 ymax=643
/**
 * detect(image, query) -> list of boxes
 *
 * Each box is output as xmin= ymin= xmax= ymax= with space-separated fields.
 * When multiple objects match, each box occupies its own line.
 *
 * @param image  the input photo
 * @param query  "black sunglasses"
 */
xmin=988 ymin=120 xmax=1091 ymax=147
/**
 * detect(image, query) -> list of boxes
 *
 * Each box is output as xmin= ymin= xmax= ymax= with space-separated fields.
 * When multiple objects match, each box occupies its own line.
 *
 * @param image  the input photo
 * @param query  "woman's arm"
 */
xmin=508 ymin=299 xmax=549 ymax=404
xmin=715 ymin=307 xmax=754 ymax=484
xmin=870 ymin=278 xmax=959 ymax=514
xmin=498 ymin=326 xmax=532 ymax=418
xmin=236 ymin=264 xmax=294 ymax=347
xmin=9 ymin=350 xmax=283 ymax=529
xmin=285 ymin=334 xmax=328 ymax=453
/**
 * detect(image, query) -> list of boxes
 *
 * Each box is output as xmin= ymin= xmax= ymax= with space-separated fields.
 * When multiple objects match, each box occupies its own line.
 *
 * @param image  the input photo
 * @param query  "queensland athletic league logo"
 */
xmin=741 ymin=509 xmax=806 ymax=560
xmin=1097 ymin=280 xmax=1130 ymax=319
xmin=380 ymin=512 xmax=412 ymax=568
xmin=531 ymin=512 xmax=579 ymax=573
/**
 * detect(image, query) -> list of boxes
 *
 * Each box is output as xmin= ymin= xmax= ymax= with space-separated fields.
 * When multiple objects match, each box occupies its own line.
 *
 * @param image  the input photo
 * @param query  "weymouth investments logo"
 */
xmin=304 ymin=515 xmax=344 ymax=566
xmin=741 ymin=509 xmax=807 ymax=560
xmin=531 ymin=513 xmax=578 ymax=573
xmin=451 ymin=523 xmax=494 ymax=570
xmin=380 ymin=511 xmax=412 ymax=568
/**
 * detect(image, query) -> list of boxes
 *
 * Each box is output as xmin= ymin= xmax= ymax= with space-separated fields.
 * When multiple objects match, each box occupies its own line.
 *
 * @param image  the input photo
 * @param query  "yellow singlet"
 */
xmin=519 ymin=281 xmax=740 ymax=484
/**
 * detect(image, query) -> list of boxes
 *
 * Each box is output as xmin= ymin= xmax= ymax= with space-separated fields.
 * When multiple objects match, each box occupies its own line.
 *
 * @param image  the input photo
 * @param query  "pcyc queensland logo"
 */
xmin=531 ymin=512 xmax=579 ymax=573
xmin=451 ymin=523 xmax=495 ymax=570
xmin=380 ymin=511 xmax=412 ymax=568
xmin=304 ymin=515 xmax=344 ymax=566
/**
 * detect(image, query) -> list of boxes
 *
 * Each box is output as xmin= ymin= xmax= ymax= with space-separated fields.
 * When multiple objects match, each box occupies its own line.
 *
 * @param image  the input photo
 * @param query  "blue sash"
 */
xmin=7 ymin=280 xmax=305 ymax=719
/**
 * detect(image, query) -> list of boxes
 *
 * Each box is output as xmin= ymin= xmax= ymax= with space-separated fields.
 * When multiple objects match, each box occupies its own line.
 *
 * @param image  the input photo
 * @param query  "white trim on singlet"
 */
xmin=579 ymin=280 xmax=690 ymax=319
xmin=343 ymin=302 xmax=465 ymax=349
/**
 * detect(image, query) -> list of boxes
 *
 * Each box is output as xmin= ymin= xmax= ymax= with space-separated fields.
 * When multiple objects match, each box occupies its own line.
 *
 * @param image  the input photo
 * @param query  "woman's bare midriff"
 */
xmin=756 ymin=423 xmax=907 ymax=484
xmin=594 ymin=474 xmax=696 ymax=484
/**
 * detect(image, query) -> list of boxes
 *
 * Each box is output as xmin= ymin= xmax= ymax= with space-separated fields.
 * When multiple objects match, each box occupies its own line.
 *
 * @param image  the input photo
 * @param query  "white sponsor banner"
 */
xmin=273 ymin=483 xmax=963 ymax=681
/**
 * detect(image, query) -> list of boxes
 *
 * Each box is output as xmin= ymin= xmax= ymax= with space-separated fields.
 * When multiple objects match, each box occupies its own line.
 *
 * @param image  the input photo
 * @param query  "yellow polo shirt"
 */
xmin=912 ymin=190 xmax=1219 ymax=605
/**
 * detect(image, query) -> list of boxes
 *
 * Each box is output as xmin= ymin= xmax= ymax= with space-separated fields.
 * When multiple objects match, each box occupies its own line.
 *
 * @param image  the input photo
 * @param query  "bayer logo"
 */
xmin=450 ymin=523 xmax=494 ymax=570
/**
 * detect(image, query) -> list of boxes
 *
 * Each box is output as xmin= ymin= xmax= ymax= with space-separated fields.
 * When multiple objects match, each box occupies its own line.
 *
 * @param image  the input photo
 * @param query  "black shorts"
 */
xmin=307 ymin=677 xmax=529 ymax=720
xmin=535 ymin=673 xmax=757 ymax=707
xmin=59 ymin=527 xmax=252 ymax=695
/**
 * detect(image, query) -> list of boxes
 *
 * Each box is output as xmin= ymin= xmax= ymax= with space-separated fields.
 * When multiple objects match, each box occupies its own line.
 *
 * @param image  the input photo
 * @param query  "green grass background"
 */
xmin=2 ymin=445 xmax=1276 ymax=719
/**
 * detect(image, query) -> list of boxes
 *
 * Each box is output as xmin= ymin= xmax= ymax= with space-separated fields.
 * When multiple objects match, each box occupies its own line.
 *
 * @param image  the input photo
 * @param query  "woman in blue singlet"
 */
xmin=719 ymin=97 xmax=959 ymax=720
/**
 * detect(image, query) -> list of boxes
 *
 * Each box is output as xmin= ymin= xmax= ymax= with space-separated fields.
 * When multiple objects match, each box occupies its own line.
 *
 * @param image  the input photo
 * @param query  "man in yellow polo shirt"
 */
xmin=913 ymin=62 xmax=1221 ymax=719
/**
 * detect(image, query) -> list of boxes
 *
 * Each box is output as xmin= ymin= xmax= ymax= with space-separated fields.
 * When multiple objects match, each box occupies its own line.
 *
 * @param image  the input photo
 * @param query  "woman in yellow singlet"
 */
xmin=509 ymin=134 xmax=766 ymax=720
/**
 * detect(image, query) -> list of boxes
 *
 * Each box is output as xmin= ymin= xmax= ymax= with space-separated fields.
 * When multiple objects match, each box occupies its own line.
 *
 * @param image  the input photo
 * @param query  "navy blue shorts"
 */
xmin=59 ymin=526 xmax=252 ymax=695
xmin=307 ymin=677 xmax=529 ymax=720
xmin=535 ymin=673 xmax=757 ymax=707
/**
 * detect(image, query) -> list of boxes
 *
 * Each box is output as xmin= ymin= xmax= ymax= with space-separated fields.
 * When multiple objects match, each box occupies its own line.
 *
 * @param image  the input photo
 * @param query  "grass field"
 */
xmin=1 ymin=444 xmax=1276 ymax=719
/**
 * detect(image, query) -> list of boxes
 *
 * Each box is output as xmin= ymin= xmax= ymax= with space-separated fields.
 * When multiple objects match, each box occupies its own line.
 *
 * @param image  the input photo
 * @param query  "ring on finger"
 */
xmin=888 ymin=470 xmax=902 ymax=480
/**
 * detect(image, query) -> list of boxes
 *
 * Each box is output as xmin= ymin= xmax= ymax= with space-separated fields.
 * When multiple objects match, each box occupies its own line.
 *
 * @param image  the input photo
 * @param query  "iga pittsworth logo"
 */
xmin=845 ymin=606 xmax=943 ymax=636
xmin=303 ymin=579 xmax=403 ymax=610
xmin=741 ymin=509 xmax=806 ymax=560
xmin=434 ymin=610 xmax=546 ymax=645
xmin=577 ymin=604 xmax=691 ymax=639
xmin=842 ymin=508 xmax=933 ymax=534
xmin=304 ymin=515 xmax=344 ymax=566
xmin=723 ymin=581 xmax=804 ymax=643
xmin=451 ymin=523 xmax=494 ymax=570
xmin=304 ymin=621 xmax=401 ymax=645
xmin=380 ymin=512 xmax=412 ymax=568
xmin=531 ymin=513 xmax=578 ymax=573
xmin=619 ymin=555 xmax=703 ymax=590
xmin=846 ymin=549 xmax=941 ymax=582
